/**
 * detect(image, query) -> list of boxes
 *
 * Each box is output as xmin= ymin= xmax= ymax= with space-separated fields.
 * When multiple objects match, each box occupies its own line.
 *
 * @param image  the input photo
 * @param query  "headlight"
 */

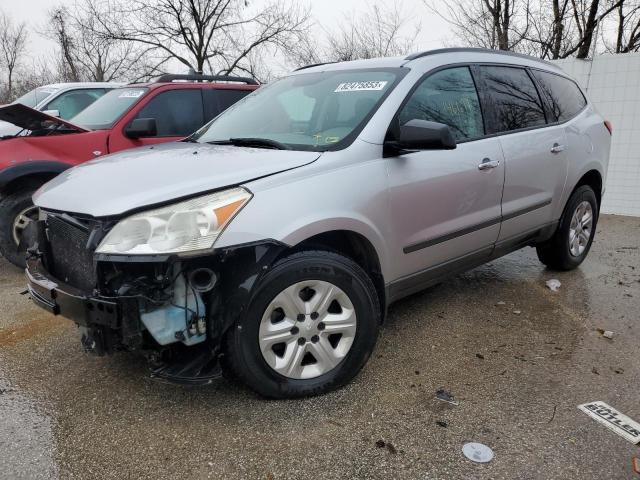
xmin=96 ymin=187 xmax=251 ymax=255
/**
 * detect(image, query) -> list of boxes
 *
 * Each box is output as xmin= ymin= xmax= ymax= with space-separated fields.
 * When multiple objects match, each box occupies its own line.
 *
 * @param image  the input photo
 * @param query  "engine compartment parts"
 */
xmin=139 ymin=267 xmax=207 ymax=347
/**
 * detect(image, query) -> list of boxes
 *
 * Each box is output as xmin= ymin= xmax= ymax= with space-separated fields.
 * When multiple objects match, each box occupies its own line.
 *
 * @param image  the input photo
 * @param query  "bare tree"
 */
xmin=87 ymin=0 xmax=310 ymax=78
xmin=605 ymin=0 xmax=640 ymax=52
xmin=432 ymin=0 xmax=627 ymax=58
xmin=46 ymin=4 xmax=166 ymax=83
xmin=0 ymin=10 xmax=28 ymax=100
xmin=290 ymin=1 xmax=420 ymax=67
xmin=426 ymin=0 xmax=531 ymax=51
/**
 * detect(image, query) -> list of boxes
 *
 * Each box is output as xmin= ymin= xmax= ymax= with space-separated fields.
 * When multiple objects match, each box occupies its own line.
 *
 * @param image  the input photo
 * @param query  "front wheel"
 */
xmin=536 ymin=185 xmax=598 ymax=271
xmin=224 ymin=250 xmax=380 ymax=398
xmin=0 ymin=188 xmax=39 ymax=268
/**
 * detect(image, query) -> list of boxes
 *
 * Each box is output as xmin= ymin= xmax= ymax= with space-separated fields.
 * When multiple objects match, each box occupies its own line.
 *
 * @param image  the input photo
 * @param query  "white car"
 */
xmin=0 ymin=82 xmax=122 ymax=137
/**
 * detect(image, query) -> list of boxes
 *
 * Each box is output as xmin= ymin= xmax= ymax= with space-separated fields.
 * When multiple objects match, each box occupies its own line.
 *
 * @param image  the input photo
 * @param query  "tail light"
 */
xmin=604 ymin=120 xmax=612 ymax=135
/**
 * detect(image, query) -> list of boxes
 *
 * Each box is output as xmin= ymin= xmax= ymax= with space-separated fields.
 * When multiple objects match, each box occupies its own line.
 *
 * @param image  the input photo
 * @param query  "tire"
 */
xmin=536 ymin=185 xmax=598 ymax=271
xmin=223 ymin=250 xmax=381 ymax=398
xmin=0 ymin=188 xmax=38 ymax=269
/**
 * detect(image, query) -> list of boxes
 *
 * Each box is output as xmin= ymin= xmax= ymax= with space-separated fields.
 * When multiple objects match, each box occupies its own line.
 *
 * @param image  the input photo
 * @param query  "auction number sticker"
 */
xmin=118 ymin=90 xmax=145 ymax=99
xmin=578 ymin=401 xmax=640 ymax=444
xmin=334 ymin=81 xmax=388 ymax=92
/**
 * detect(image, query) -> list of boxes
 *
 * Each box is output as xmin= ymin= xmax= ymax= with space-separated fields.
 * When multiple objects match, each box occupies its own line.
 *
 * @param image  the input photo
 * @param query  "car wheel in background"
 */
xmin=0 ymin=188 xmax=38 ymax=268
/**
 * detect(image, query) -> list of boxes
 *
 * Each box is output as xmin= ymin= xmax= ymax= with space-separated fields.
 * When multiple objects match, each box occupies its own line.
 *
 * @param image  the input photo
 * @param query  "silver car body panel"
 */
xmin=33 ymin=49 xmax=611 ymax=298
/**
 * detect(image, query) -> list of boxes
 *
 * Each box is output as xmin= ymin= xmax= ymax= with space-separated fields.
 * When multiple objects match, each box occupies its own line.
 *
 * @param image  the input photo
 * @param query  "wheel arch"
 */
xmin=283 ymin=229 xmax=387 ymax=320
xmin=0 ymin=161 xmax=71 ymax=197
xmin=573 ymin=169 xmax=603 ymax=209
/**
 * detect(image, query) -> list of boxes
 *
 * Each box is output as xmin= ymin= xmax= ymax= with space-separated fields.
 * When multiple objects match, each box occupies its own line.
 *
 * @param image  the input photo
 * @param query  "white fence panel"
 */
xmin=553 ymin=54 xmax=640 ymax=217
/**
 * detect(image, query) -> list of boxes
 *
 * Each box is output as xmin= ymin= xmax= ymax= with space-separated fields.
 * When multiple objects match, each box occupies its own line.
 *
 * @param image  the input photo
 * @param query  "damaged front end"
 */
xmin=24 ymin=210 xmax=285 ymax=385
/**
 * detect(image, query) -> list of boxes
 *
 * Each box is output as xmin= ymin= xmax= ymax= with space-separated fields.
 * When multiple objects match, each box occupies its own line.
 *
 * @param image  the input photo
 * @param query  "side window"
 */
xmin=531 ymin=70 xmax=587 ymax=123
xmin=44 ymin=89 xmax=107 ymax=120
xmin=217 ymin=89 xmax=252 ymax=113
xmin=398 ymin=67 xmax=484 ymax=142
xmin=134 ymin=89 xmax=204 ymax=136
xmin=480 ymin=66 xmax=546 ymax=133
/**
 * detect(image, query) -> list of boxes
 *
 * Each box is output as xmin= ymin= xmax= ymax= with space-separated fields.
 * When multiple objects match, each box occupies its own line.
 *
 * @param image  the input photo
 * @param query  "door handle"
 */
xmin=550 ymin=143 xmax=565 ymax=154
xmin=478 ymin=158 xmax=500 ymax=170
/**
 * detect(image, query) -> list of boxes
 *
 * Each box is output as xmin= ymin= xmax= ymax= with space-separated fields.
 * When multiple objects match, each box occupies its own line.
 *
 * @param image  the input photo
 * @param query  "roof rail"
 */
xmin=155 ymin=73 xmax=259 ymax=85
xmin=294 ymin=62 xmax=337 ymax=72
xmin=405 ymin=47 xmax=555 ymax=66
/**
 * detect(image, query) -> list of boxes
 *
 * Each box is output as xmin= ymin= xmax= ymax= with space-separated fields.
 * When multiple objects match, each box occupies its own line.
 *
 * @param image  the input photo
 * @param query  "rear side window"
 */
xmin=480 ymin=66 xmax=546 ymax=133
xmin=134 ymin=89 xmax=204 ymax=136
xmin=398 ymin=66 xmax=484 ymax=142
xmin=203 ymin=89 xmax=252 ymax=121
xmin=531 ymin=70 xmax=587 ymax=122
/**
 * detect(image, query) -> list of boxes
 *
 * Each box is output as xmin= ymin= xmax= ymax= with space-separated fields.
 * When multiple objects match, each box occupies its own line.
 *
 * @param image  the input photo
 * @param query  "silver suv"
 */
xmin=25 ymin=48 xmax=611 ymax=398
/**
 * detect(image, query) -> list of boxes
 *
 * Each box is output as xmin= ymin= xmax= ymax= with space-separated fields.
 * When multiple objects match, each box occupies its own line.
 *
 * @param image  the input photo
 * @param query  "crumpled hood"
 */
xmin=34 ymin=141 xmax=321 ymax=217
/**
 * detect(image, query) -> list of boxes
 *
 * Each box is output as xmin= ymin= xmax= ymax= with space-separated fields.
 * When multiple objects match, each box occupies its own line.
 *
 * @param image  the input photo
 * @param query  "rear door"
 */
xmin=109 ymin=88 xmax=205 ymax=152
xmin=386 ymin=66 xmax=505 ymax=284
xmin=477 ymin=65 xmax=568 ymax=241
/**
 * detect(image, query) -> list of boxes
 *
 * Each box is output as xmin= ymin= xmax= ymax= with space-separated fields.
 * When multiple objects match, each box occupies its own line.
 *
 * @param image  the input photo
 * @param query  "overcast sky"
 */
xmin=7 ymin=0 xmax=450 ymax=66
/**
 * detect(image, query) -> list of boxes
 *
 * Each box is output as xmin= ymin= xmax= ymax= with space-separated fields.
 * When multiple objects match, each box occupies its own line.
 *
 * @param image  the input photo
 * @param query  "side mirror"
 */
xmin=386 ymin=119 xmax=456 ymax=152
xmin=42 ymin=109 xmax=60 ymax=118
xmin=124 ymin=118 xmax=157 ymax=139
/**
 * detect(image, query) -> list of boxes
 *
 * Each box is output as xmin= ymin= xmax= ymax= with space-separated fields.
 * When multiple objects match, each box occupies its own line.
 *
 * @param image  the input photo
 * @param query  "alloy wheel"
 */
xmin=12 ymin=205 xmax=38 ymax=246
xmin=568 ymin=200 xmax=593 ymax=257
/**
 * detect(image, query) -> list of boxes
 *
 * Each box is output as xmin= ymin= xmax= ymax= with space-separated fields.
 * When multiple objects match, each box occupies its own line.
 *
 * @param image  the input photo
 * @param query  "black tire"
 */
xmin=536 ymin=185 xmax=598 ymax=271
xmin=0 ymin=188 xmax=38 ymax=269
xmin=223 ymin=250 xmax=380 ymax=398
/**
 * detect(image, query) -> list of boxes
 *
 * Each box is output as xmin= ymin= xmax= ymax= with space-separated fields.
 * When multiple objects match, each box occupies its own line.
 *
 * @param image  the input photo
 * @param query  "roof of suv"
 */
xmin=129 ymin=73 xmax=259 ymax=91
xmin=39 ymin=82 xmax=124 ymax=91
xmin=293 ymin=48 xmax=565 ymax=76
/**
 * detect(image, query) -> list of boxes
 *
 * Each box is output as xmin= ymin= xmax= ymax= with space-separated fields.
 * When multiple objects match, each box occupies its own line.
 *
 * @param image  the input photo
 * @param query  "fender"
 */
xmin=0 ymin=160 xmax=72 ymax=191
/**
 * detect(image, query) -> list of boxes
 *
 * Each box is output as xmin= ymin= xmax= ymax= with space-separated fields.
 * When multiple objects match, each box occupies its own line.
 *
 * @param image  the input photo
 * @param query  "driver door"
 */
xmin=386 ymin=66 xmax=505 ymax=288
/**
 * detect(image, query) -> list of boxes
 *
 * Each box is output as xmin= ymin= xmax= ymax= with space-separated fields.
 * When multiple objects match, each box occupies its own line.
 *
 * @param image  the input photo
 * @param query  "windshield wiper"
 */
xmin=208 ymin=137 xmax=290 ymax=150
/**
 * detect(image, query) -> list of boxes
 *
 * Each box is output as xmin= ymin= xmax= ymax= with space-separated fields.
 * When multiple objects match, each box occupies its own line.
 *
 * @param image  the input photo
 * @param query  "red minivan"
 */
xmin=0 ymin=74 xmax=258 ymax=266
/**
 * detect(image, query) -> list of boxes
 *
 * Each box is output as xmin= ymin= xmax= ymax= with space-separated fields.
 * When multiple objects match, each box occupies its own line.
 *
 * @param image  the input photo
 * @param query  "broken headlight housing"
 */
xmin=96 ymin=187 xmax=251 ymax=255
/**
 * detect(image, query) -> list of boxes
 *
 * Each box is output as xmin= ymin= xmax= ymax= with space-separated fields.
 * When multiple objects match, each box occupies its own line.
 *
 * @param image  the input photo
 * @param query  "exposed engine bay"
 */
xmin=24 ymin=211 xmax=285 ymax=385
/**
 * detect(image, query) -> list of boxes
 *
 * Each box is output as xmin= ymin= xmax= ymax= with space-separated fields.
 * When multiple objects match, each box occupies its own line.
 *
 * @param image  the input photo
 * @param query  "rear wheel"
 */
xmin=224 ymin=250 xmax=380 ymax=398
xmin=0 ymin=188 xmax=38 ymax=268
xmin=536 ymin=185 xmax=598 ymax=270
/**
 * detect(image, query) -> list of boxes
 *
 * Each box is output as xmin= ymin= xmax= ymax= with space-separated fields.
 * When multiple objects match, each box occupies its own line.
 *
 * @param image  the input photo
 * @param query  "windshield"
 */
xmin=70 ymin=87 xmax=148 ymax=129
xmin=13 ymin=87 xmax=59 ymax=108
xmin=193 ymin=69 xmax=403 ymax=151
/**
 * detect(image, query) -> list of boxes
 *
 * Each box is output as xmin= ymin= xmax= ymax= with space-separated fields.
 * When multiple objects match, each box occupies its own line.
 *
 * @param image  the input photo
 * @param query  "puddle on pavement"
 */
xmin=0 ymin=363 xmax=58 ymax=479
xmin=0 ymin=315 xmax=68 ymax=347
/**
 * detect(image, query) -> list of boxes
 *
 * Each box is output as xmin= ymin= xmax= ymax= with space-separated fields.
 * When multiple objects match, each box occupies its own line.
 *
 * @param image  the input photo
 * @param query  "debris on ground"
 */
xmin=435 ymin=388 xmax=459 ymax=406
xmin=545 ymin=279 xmax=561 ymax=291
xmin=436 ymin=421 xmax=448 ymax=428
xmin=496 ymin=301 xmax=506 ymax=306
xmin=578 ymin=401 xmax=640 ymax=445
xmin=476 ymin=353 xmax=485 ymax=360
xmin=592 ymin=367 xmax=600 ymax=375
xmin=632 ymin=457 xmax=640 ymax=475
xmin=462 ymin=442 xmax=494 ymax=463
xmin=513 ymin=310 xmax=522 ymax=315
xmin=375 ymin=439 xmax=397 ymax=454
xmin=596 ymin=328 xmax=614 ymax=339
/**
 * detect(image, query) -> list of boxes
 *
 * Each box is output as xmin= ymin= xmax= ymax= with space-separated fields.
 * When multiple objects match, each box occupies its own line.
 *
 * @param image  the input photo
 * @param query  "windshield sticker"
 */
xmin=118 ymin=90 xmax=144 ymax=99
xmin=334 ymin=81 xmax=388 ymax=93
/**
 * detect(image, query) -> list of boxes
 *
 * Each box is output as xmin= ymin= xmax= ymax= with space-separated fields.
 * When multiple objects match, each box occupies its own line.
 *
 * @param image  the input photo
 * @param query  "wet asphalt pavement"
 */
xmin=0 ymin=214 xmax=638 ymax=479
